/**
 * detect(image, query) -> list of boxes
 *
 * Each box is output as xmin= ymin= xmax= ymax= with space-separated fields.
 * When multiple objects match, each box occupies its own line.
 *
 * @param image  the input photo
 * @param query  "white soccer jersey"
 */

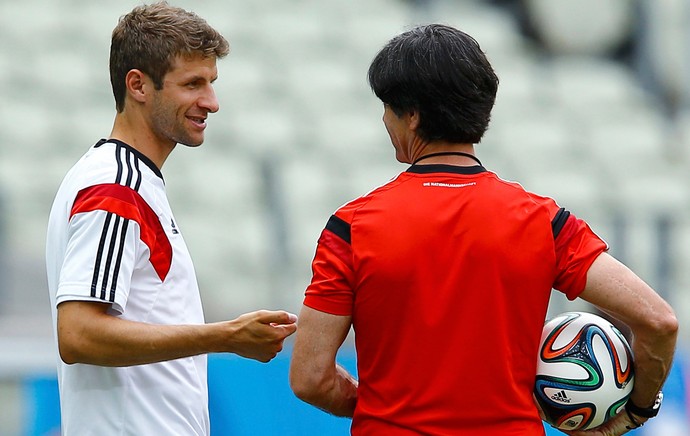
xmin=46 ymin=139 xmax=209 ymax=435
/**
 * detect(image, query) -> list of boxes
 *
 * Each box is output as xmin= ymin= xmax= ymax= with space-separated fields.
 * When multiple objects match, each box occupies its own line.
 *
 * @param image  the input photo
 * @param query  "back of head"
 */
xmin=368 ymin=24 xmax=499 ymax=144
xmin=110 ymin=1 xmax=230 ymax=112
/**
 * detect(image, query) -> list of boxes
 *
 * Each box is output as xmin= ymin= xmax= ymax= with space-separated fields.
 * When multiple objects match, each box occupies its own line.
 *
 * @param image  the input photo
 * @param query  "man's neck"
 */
xmin=411 ymin=143 xmax=478 ymax=166
xmin=110 ymin=113 xmax=175 ymax=170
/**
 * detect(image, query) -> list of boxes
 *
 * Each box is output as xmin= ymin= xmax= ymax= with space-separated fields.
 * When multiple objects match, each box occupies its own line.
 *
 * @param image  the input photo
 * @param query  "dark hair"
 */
xmin=110 ymin=1 xmax=230 ymax=112
xmin=368 ymin=24 xmax=499 ymax=143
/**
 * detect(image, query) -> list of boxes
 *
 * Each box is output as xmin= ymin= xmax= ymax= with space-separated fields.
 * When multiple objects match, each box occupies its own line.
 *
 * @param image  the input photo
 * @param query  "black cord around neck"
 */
xmin=412 ymin=151 xmax=482 ymax=166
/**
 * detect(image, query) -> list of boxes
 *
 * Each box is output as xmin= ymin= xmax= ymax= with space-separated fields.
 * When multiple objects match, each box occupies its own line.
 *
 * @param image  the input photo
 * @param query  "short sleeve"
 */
xmin=553 ymin=213 xmax=608 ymax=300
xmin=57 ymin=209 xmax=142 ymax=314
xmin=303 ymin=215 xmax=356 ymax=316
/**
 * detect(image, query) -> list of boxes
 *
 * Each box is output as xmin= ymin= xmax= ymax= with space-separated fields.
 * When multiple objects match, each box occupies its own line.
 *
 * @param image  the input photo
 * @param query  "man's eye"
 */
xmin=186 ymin=80 xmax=205 ymax=88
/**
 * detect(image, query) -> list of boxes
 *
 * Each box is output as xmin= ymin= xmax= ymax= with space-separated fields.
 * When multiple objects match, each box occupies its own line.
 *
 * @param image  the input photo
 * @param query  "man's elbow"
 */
xmin=56 ymin=301 xmax=110 ymax=365
xmin=655 ymin=309 xmax=679 ymax=340
xmin=289 ymin=368 xmax=326 ymax=404
xmin=58 ymin=338 xmax=81 ymax=365
xmin=640 ymin=306 xmax=679 ymax=343
xmin=57 ymin=326 xmax=91 ymax=365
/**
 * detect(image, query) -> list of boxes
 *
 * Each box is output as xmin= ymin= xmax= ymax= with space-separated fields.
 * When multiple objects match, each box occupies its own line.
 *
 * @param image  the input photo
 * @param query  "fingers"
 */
xmin=272 ymin=321 xmax=298 ymax=338
xmin=255 ymin=310 xmax=298 ymax=326
xmin=228 ymin=310 xmax=299 ymax=362
xmin=254 ymin=343 xmax=285 ymax=363
xmin=251 ymin=329 xmax=291 ymax=363
xmin=253 ymin=310 xmax=298 ymax=338
xmin=531 ymin=394 xmax=546 ymax=421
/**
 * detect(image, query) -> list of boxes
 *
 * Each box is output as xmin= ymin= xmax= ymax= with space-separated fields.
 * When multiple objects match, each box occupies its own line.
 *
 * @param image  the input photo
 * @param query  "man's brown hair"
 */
xmin=109 ymin=1 xmax=230 ymax=112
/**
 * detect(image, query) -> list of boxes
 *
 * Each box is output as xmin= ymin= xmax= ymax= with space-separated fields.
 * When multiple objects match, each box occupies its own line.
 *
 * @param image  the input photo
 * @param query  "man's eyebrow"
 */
xmin=185 ymin=75 xmax=205 ymax=83
xmin=179 ymin=73 xmax=218 ymax=84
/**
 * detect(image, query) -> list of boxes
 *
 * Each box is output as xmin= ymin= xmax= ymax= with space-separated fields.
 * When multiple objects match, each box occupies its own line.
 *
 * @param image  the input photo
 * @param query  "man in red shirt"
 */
xmin=289 ymin=24 xmax=677 ymax=435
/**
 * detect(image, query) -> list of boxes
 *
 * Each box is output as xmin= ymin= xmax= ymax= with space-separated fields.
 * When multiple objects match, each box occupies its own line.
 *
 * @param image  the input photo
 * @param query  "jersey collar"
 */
xmin=407 ymin=164 xmax=487 ymax=175
xmin=95 ymin=138 xmax=164 ymax=181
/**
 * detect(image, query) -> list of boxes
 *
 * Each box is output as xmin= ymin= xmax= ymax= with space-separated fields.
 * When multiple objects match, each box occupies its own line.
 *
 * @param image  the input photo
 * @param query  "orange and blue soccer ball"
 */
xmin=534 ymin=311 xmax=634 ymax=431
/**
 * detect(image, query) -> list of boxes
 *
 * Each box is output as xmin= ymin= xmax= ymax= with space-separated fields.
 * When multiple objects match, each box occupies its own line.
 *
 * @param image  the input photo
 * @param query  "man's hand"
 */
xmin=564 ymin=410 xmax=645 ymax=436
xmin=221 ymin=310 xmax=298 ymax=362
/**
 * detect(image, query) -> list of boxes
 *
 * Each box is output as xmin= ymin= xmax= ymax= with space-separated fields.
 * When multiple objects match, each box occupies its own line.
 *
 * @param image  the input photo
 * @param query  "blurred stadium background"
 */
xmin=0 ymin=0 xmax=688 ymax=434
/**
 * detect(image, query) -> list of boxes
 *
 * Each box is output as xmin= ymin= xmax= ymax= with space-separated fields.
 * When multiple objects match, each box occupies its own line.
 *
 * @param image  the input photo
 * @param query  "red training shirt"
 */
xmin=304 ymin=164 xmax=608 ymax=435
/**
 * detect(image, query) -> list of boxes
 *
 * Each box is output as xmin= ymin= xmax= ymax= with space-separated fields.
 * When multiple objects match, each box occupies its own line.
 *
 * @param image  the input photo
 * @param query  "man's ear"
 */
xmin=125 ymin=69 xmax=149 ymax=104
xmin=408 ymin=110 xmax=420 ymax=132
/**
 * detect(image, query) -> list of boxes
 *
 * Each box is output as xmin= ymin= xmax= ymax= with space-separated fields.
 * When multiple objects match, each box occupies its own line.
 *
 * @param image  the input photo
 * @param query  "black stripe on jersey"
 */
xmin=325 ymin=215 xmax=351 ymax=244
xmin=124 ymin=146 xmax=135 ymax=187
xmin=551 ymin=208 xmax=571 ymax=239
xmin=100 ymin=215 xmax=123 ymax=300
xmin=91 ymin=212 xmax=114 ymax=298
xmin=89 ymin=143 xmax=145 ymax=302
xmin=97 ymin=138 xmax=163 ymax=180
xmin=115 ymin=143 xmax=124 ymax=184
xmin=110 ymin=220 xmax=130 ymax=302
xmin=132 ymin=152 xmax=142 ymax=191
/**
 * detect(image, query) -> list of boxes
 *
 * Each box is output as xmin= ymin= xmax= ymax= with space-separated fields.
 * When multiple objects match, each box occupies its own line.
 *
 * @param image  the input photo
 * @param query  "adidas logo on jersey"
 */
xmin=550 ymin=390 xmax=571 ymax=404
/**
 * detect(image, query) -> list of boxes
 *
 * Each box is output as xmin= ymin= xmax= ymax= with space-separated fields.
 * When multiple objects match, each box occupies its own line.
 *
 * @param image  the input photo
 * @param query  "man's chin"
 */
xmin=177 ymin=136 xmax=204 ymax=148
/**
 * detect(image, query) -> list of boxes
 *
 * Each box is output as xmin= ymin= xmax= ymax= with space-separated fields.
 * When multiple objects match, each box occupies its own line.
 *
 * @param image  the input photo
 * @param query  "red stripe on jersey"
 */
xmin=552 ymin=213 xmax=607 ymax=298
xmin=318 ymin=228 xmax=353 ymax=266
xmin=305 ymin=228 xmax=355 ymax=316
xmin=71 ymin=183 xmax=172 ymax=281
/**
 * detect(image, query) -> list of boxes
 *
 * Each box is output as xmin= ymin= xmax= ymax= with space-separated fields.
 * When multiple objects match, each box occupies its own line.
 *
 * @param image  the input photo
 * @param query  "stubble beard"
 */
xmin=150 ymin=95 xmax=204 ymax=148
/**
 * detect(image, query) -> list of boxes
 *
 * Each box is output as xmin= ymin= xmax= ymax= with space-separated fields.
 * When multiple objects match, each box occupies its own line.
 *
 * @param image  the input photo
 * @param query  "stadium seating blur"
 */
xmin=0 ymin=0 xmax=688 ymax=434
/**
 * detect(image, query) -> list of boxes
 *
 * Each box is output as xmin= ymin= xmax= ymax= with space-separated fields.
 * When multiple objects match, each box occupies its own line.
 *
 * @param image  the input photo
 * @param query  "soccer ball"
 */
xmin=534 ymin=311 xmax=634 ymax=431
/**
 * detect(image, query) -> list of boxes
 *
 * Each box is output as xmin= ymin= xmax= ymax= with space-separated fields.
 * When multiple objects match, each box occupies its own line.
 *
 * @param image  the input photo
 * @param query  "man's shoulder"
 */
xmin=65 ymin=140 xmax=161 ymax=192
xmin=331 ymin=173 xmax=405 ymax=224
xmin=61 ymin=144 xmax=121 ymax=189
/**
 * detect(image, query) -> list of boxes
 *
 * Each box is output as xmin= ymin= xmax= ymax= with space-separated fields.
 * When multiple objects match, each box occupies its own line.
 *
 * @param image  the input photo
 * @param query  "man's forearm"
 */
xmin=58 ymin=306 xmax=216 ymax=366
xmin=298 ymin=364 xmax=358 ymax=417
xmin=627 ymin=326 xmax=677 ymax=410
xmin=328 ymin=364 xmax=359 ymax=417
xmin=58 ymin=302 xmax=297 ymax=366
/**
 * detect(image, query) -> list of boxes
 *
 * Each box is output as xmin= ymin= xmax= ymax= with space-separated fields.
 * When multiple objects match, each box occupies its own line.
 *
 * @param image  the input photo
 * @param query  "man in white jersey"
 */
xmin=45 ymin=3 xmax=298 ymax=434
